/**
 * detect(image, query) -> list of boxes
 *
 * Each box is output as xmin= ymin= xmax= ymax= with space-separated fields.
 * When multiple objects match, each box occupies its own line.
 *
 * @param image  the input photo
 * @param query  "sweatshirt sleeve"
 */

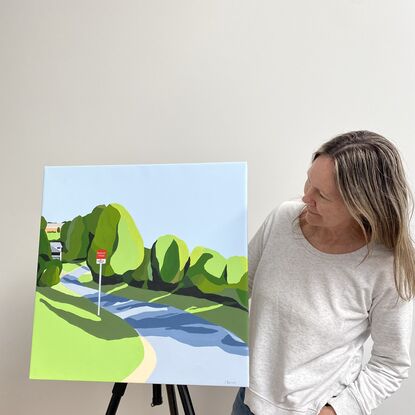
xmin=327 ymin=277 xmax=414 ymax=415
xmin=248 ymin=205 xmax=280 ymax=298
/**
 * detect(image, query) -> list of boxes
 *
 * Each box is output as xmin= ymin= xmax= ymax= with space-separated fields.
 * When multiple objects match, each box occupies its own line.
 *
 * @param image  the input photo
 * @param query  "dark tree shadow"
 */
xmin=38 ymin=288 xmax=137 ymax=341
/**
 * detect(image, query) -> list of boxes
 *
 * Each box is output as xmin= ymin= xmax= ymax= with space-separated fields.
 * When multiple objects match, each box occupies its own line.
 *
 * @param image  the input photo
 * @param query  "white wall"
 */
xmin=1 ymin=1 xmax=414 ymax=413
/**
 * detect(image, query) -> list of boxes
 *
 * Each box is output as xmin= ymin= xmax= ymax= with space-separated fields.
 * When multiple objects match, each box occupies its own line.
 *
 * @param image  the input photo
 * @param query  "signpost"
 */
xmin=96 ymin=249 xmax=107 ymax=316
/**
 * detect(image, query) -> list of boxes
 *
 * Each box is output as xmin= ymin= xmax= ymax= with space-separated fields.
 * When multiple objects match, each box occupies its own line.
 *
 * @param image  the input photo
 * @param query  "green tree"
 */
xmin=181 ymin=248 xmax=248 ymax=309
xmin=38 ymin=216 xmax=51 ymax=261
xmin=222 ymin=256 xmax=248 ymax=309
xmin=37 ymin=216 xmax=62 ymax=287
xmin=124 ymin=247 xmax=153 ymax=288
xmin=149 ymin=235 xmax=189 ymax=290
xmin=87 ymin=203 xmax=145 ymax=283
xmin=59 ymin=221 xmax=70 ymax=243
xmin=61 ymin=215 xmax=89 ymax=262
xmin=83 ymin=205 xmax=105 ymax=239
xmin=37 ymin=216 xmax=52 ymax=284
xmin=38 ymin=259 xmax=62 ymax=287
xmin=183 ymin=246 xmax=227 ymax=294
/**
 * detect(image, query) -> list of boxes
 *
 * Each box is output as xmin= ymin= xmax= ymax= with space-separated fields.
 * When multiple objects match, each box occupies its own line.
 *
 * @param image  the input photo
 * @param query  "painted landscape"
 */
xmin=30 ymin=162 xmax=248 ymax=386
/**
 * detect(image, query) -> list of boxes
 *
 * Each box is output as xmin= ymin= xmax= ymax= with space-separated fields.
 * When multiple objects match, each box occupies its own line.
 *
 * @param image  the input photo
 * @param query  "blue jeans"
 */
xmin=231 ymin=387 xmax=255 ymax=415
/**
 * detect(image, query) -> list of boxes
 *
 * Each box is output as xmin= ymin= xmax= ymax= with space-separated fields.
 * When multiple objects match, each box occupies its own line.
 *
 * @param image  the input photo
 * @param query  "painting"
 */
xmin=29 ymin=162 xmax=248 ymax=387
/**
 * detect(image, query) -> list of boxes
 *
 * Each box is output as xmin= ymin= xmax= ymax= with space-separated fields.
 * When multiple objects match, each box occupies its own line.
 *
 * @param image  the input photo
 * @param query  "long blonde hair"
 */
xmin=296 ymin=130 xmax=415 ymax=301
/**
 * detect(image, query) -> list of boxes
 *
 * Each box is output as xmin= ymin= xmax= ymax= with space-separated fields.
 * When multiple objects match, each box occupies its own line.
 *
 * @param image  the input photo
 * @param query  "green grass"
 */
xmin=62 ymin=262 xmax=85 ymax=273
xmin=46 ymin=231 xmax=60 ymax=241
xmin=78 ymin=272 xmax=93 ymax=283
xmin=81 ymin=276 xmax=248 ymax=343
xmin=30 ymin=282 xmax=144 ymax=382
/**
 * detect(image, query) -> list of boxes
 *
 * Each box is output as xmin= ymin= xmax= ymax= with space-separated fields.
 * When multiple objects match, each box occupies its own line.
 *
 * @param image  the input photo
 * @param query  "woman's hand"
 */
xmin=318 ymin=404 xmax=337 ymax=415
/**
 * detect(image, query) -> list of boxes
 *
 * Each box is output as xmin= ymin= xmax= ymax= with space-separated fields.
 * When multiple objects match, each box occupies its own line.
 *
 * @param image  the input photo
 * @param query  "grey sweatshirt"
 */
xmin=244 ymin=199 xmax=414 ymax=415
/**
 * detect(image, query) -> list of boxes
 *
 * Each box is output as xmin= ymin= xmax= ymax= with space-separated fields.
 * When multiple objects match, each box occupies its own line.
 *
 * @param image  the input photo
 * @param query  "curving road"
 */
xmin=60 ymin=266 xmax=248 ymax=386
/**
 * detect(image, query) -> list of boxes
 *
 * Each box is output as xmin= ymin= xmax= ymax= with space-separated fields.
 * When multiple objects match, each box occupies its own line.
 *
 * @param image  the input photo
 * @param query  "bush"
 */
xmin=38 ymin=259 xmax=62 ymax=287
xmin=149 ymin=235 xmax=189 ymax=290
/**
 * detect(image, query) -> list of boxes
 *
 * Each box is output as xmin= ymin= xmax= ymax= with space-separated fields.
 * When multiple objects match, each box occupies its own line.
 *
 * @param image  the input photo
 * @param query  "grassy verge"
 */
xmin=30 ymin=282 xmax=144 ymax=382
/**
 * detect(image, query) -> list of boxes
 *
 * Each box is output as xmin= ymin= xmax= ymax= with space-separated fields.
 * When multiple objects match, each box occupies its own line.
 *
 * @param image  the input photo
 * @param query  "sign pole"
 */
xmin=98 ymin=262 xmax=102 ymax=316
xmin=96 ymin=249 xmax=107 ymax=316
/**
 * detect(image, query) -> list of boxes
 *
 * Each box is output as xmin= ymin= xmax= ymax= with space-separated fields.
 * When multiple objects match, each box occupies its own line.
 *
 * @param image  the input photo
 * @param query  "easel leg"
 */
xmin=166 ymin=384 xmax=179 ymax=415
xmin=177 ymin=385 xmax=195 ymax=415
xmin=106 ymin=383 xmax=127 ymax=415
xmin=152 ymin=384 xmax=163 ymax=406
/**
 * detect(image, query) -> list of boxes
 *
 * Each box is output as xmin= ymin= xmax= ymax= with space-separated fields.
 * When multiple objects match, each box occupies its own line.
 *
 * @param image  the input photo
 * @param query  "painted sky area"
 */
xmin=41 ymin=162 xmax=247 ymax=258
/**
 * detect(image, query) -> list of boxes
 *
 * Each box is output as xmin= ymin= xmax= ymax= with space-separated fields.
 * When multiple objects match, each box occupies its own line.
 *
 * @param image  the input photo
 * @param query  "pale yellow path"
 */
xmin=123 ymin=336 xmax=157 ymax=382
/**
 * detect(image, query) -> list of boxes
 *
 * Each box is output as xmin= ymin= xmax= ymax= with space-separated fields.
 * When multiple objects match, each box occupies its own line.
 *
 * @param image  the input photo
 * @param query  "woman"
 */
xmin=232 ymin=131 xmax=415 ymax=415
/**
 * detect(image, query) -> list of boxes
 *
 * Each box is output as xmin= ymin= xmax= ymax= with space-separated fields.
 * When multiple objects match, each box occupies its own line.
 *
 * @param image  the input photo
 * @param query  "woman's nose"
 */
xmin=302 ymin=191 xmax=315 ymax=206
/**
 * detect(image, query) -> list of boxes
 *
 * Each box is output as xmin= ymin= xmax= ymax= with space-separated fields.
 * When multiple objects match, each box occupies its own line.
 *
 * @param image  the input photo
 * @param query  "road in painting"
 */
xmin=60 ymin=265 xmax=247 ymax=385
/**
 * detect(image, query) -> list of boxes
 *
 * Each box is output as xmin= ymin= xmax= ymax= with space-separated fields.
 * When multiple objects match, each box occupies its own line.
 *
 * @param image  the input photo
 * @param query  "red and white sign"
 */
xmin=96 ymin=249 xmax=107 ymax=264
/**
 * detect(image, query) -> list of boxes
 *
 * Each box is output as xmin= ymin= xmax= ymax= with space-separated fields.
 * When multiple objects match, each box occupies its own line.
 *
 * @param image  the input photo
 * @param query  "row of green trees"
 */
xmin=37 ymin=217 xmax=62 ymax=287
xmin=38 ymin=203 xmax=248 ymax=309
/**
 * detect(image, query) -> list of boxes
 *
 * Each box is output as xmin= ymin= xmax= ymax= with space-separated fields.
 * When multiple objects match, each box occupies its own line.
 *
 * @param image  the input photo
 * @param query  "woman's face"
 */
xmin=302 ymin=155 xmax=357 ymax=231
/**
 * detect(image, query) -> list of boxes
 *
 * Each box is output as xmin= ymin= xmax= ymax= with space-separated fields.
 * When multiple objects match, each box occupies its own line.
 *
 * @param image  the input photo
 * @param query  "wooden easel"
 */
xmin=106 ymin=383 xmax=196 ymax=415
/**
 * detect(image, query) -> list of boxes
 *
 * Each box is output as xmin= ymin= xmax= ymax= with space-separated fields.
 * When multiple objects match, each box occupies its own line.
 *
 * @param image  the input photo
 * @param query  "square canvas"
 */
xmin=30 ymin=162 xmax=248 ymax=386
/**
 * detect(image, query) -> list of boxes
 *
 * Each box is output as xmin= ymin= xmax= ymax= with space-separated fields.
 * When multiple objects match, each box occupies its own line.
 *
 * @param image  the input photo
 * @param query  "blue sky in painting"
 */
xmin=41 ymin=162 xmax=247 ymax=258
